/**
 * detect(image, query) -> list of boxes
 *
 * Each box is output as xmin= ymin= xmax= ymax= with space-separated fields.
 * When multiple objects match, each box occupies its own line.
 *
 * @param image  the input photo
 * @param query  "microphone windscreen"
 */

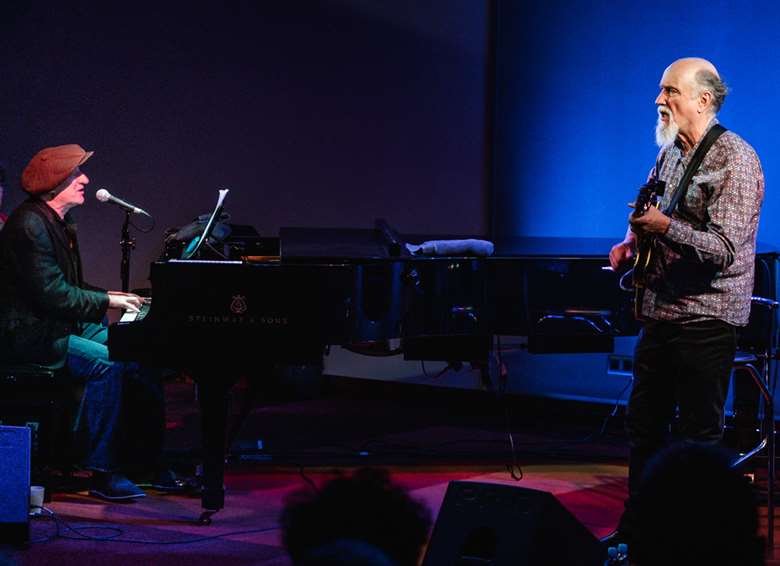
xmin=95 ymin=189 xmax=111 ymax=202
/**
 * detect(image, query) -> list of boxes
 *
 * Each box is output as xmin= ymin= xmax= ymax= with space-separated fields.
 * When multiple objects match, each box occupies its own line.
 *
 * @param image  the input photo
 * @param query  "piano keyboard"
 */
xmin=119 ymin=300 xmax=152 ymax=323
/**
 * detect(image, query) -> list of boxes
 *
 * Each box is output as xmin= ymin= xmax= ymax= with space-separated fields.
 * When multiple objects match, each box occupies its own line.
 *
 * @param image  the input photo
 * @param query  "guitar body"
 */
xmin=630 ymin=178 xmax=666 ymax=319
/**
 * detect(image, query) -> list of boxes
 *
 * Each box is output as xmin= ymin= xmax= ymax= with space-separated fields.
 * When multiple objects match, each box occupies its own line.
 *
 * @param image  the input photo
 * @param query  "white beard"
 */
xmin=655 ymin=107 xmax=679 ymax=148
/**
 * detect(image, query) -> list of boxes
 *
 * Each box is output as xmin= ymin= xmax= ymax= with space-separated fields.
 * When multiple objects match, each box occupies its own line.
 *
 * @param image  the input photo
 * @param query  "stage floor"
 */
xmin=4 ymin=377 xmax=777 ymax=565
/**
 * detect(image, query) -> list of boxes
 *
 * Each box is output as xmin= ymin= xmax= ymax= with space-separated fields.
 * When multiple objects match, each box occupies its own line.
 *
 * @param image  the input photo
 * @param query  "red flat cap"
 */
xmin=21 ymin=144 xmax=94 ymax=194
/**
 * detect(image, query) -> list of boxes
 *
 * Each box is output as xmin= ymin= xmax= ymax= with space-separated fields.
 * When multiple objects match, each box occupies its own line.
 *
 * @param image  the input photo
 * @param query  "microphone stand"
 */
xmin=120 ymin=210 xmax=136 ymax=292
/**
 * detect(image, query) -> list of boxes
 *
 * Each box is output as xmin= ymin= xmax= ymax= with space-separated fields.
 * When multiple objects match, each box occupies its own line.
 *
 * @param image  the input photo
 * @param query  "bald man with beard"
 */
xmin=606 ymin=58 xmax=765 ymax=556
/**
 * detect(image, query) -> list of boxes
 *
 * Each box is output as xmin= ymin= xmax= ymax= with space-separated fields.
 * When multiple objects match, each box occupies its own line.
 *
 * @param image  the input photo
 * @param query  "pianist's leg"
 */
xmin=67 ymin=321 xmax=145 ymax=500
xmin=121 ymin=366 xmax=172 ymax=486
xmin=76 ymin=321 xmax=179 ymax=493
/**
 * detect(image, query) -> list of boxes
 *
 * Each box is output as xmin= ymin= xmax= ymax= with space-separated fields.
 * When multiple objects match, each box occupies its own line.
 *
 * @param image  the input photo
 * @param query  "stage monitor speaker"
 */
xmin=0 ymin=425 xmax=31 ymax=547
xmin=422 ymin=481 xmax=602 ymax=566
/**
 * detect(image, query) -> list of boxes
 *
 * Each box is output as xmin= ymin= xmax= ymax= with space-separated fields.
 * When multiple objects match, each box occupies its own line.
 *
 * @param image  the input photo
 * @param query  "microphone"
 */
xmin=95 ymin=189 xmax=150 ymax=216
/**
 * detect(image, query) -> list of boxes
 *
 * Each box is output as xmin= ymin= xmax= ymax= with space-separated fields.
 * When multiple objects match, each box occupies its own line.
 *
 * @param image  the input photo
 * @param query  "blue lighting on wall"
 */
xmin=493 ymin=0 xmax=780 ymax=245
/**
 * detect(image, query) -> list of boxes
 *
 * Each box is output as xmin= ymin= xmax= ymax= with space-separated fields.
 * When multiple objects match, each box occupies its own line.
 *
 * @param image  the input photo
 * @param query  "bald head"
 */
xmin=664 ymin=57 xmax=728 ymax=114
xmin=666 ymin=57 xmax=720 ymax=81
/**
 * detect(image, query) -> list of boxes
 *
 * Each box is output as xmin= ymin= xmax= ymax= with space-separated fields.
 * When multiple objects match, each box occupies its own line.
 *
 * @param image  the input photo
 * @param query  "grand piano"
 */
xmin=107 ymin=221 xmax=649 ymax=522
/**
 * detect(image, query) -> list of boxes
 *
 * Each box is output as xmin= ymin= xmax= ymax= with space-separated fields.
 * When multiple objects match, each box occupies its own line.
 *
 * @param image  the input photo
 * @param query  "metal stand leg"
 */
xmin=195 ymin=378 xmax=230 ymax=525
xmin=767 ymin=385 xmax=775 ymax=556
xmin=739 ymin=283 xmax=780 ymax=557
xmin=732 ymin=362 xmax=775 ymax=556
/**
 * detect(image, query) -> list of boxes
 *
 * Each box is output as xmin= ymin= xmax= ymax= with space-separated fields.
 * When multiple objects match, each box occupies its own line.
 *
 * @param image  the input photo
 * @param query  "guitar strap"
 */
xmin=662 ymin=124 xmax=727 ymax=216
xmin=627 ymin=124 xmax=728 ymax=318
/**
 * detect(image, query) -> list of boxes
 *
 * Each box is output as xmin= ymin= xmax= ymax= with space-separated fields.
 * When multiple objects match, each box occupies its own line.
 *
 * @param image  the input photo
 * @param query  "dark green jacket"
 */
xmin=0 ymin=198 xmax=109 ymax=367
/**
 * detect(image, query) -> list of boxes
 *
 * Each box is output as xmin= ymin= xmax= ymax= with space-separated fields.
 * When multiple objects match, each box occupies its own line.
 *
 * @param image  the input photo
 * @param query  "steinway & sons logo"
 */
xmin=186 ymin=294 xmax=288 ymax=326
xmin=230 ymin=295 xmax=247 ymax=314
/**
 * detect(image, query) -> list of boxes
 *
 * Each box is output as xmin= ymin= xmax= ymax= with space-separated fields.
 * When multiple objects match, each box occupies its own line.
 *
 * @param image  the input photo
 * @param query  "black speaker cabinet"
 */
xmin=0 ymin=425 xmax=31 ymax=547
xmin=423 ymin=481 xmax=602 ymax=566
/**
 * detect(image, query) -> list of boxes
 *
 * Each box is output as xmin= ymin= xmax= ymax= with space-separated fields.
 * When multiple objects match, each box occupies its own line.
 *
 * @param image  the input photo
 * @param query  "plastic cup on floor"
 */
xmin=29 ymin=485 xmax=44 ymax=516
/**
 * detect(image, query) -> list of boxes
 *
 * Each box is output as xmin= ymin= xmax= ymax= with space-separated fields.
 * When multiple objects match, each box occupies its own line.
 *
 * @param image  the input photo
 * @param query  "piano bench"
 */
xmin=0 ymin=364 xmax=80 ymax=485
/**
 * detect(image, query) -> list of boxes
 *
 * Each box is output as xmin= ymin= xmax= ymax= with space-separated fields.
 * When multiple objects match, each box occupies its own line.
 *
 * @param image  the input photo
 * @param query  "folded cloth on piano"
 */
xmin=405 ymin=239 xmax=494 ymax=257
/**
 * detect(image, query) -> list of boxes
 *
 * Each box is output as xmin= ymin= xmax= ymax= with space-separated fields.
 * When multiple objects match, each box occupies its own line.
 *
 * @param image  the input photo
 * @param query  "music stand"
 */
xmin=181 ymin=189 xmax=229 ymax=260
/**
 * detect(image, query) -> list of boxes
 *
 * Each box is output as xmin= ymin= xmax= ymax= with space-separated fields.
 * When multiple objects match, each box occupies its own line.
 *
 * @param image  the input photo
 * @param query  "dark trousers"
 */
xmin=66 ymin=322 xmax=165 ymax=473
xmin=618 ymin=318 xmax=737 ymax=535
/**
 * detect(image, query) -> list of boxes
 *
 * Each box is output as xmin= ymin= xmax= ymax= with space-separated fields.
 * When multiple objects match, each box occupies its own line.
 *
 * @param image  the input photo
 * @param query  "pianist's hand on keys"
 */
xmin=108 ymin=291 xmax=145 ymax=314
xmin=119 ymin=298 xmax=151 ymax=323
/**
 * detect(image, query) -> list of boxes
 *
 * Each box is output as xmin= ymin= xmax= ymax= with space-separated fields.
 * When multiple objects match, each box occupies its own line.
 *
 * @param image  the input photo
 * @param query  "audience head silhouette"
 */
xmin=635 ymin=442 xmax=763 ymax=566
xmin=281 ymin=467 xmax=431 ymax=566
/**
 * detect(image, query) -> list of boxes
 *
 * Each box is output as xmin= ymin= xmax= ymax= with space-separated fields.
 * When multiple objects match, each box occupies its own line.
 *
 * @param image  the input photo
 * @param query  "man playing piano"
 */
xmin=0 ymin=144 xmax=171 ymax=500
xmin=606 ymin=58 xmax=764 ymax=554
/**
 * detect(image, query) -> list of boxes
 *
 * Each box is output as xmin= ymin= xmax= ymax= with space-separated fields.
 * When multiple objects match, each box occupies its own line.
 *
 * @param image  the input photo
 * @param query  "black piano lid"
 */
xmin=281 ymin=227 xmax=496 ymax=261
xmin=279 ymin=226 xmax=780 ymax=261
xmin=279 ymin=227 xmax=598 ymax=261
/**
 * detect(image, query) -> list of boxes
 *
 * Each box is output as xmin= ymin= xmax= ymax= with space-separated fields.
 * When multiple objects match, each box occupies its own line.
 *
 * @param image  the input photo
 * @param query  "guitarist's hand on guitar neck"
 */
xmin=629 ymin=204 xmax=671 ymax=236
xmin=622 ymin=177 xmax=667 ymax=318
xmin=609 ymin=174 xmax=666 ymax=275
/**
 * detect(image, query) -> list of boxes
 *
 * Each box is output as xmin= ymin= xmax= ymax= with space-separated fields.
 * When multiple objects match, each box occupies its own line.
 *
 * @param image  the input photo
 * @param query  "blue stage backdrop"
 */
xmin=493 ymin=0 xmax=780 ymax=245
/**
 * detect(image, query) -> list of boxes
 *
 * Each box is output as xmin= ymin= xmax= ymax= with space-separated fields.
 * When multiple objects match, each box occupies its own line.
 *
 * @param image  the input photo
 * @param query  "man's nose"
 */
xmin=655 ymin=91 xmax=665 ymax=106
xmin=80 ymin=173 xmax=89 ymax=183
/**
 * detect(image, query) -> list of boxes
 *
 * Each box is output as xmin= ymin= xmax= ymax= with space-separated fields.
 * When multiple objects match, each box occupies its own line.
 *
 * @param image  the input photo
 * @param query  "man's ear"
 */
xmin=699 ymin=90 xmax=713 ymax=113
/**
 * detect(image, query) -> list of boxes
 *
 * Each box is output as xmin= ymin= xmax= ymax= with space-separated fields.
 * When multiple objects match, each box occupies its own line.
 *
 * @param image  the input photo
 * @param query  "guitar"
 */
xmin=628 ymin=177 xmax=666 ymax=319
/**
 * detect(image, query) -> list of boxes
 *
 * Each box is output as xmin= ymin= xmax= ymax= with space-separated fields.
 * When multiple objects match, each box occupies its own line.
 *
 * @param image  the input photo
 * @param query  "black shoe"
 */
xmin=149 ymin=468 xmax=188 ymax=493
xmin=89 ymin=472 xmax=146 ymax=501
xmin=600 ymin=530 xmax=631 ymax=562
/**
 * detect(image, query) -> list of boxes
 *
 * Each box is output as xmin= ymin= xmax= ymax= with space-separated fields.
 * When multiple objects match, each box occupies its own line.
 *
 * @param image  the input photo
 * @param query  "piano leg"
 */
xmin=196 ymin=377 xmax=231 ymax=524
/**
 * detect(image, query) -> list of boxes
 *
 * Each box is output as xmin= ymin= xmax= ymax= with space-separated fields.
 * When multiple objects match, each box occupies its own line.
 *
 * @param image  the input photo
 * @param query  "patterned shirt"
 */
xmin=641 ymin=118 xmax=764 ymax=326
